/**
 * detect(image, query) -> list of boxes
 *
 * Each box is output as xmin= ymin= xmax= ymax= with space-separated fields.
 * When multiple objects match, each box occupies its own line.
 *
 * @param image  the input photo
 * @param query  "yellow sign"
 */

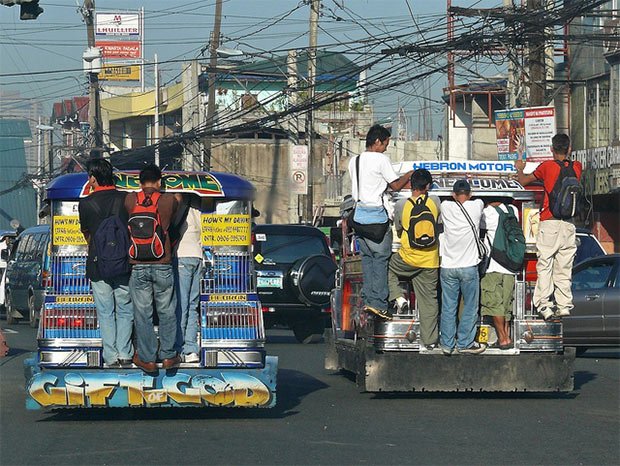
xmin=55 ymin=296 xmax=94 ymax=304
xmin=53 ymin=216 xmax=87 ymax=246
xmin=209 ymin=294 xmax=248 ymax=302
xmin=254 ymin=254 xmax=264 ymax=264
xmin=99 ymin=64 xmax=140 ymax=81
xmin=201 ymin=214 xmax=251 ymax=246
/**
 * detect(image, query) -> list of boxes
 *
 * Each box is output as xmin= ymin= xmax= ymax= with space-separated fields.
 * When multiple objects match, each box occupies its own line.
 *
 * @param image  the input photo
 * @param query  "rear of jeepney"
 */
xmin=24 ymin=172 xmax=277 ymax=409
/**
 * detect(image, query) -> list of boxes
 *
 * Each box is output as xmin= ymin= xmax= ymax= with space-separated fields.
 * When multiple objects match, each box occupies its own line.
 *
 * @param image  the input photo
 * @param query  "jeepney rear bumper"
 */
xmin=24 ymin=354 xmax=278 ymax=409
xmin=326 ymin=334 xmax=575 ymax=392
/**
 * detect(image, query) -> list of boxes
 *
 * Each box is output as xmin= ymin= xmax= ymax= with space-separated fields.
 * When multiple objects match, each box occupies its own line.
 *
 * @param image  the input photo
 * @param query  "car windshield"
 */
xmin=258 ymin=234 xmax=326 ymax=264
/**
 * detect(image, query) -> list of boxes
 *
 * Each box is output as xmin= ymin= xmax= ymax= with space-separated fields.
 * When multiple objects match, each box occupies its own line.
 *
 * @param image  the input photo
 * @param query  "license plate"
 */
xmin=257 ymin=276 xmax=283 ymax=288
xmin=477 ymin=325 xmax=489 ymax=344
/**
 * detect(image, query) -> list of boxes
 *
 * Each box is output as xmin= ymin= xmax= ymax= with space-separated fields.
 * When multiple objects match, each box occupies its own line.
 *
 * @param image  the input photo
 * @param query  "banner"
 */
xmin=495 ymin=107 xmax=556 ymax=162
xmin=99 ymin=64 xmax=140 ymax=81
xmin=289 ymin=145 xmax=308 ymax=195
xmin=96 ymin=41 xmax=141 ymax=59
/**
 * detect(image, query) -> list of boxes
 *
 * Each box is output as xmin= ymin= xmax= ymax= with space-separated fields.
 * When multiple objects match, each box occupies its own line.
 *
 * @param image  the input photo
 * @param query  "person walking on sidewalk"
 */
xmin=515 ymin=133 xmax=582 ymax=320
xmin=388 ymin=168 xmax=440 ymax=350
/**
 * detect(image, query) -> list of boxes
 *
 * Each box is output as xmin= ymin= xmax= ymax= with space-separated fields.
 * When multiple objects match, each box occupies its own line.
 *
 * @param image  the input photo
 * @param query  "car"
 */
xmin=575 ymin=227 xmax=606 ymax=265
xmin=253 ymin=224 xmax=337 ymax=343
xmin=3 ymin=225 xmax=51 ymax=327
xmin=0 ymin=230 xmax=18 ymax=315
xmin=563 ymin=254 xmax=620 ymax=354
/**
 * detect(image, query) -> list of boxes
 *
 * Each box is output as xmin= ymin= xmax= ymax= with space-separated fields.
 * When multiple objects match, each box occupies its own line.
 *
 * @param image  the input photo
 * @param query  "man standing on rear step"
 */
xmin=79 ymin=159 xmax=133 ymax=368
xmin=125 ymin=164 xmax=179 ymax=373
xmin=515 ymin=133 xmax=583 ymax=321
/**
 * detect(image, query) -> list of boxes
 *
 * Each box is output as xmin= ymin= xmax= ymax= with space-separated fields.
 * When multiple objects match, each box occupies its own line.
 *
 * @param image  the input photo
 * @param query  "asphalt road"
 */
xmin=1 ymin=324 xmax=618 ymax=466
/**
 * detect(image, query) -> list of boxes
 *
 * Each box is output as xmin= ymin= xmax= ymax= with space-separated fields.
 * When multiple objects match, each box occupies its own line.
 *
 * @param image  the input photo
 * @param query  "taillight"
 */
xmin=44 ymin=310 xmax=95 ymax=329
xmin=42 ymin=270 xmax=52 ymax=289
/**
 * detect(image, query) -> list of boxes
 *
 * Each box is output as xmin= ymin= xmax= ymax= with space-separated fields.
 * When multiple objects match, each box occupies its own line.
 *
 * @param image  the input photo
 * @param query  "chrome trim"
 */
xmin=39 ymin=338 xmax=102 ymax=347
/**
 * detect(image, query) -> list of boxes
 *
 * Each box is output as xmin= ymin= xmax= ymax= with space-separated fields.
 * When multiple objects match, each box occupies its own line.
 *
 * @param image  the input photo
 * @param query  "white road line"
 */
xmin=1 ymin=328 xmax=17 ymax=334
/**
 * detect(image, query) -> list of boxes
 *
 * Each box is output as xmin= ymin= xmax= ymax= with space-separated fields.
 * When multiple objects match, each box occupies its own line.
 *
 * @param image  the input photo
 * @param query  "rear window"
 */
xmin=257 ymin=234 xmax=327 ymax=264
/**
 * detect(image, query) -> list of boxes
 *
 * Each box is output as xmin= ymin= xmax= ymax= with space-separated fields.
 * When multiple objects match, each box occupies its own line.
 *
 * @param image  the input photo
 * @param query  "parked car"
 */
xmin=253 ymin=224 xmax=337 ymax=343
xmin=563 ymin=254 xmax=620 ymax=354
xmin=575 ymin=227 xmax=606 ymax=265
xmin=0 ymin=230 xmax=18 ymax=315
xmin=3 ymin=225 xmax=51 ymax=327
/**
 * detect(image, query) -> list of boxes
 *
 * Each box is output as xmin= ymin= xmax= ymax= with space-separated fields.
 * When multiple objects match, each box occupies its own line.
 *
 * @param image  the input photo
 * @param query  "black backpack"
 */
xmin=93 ymin=196 xmax=130 ymax=279
xmin=404 ymin=193 xmax=437 ymax=248
xmin=489 ymin=205 xmax=525 ymax=273
xmin=549 ymin=160 xmax=582 ymax=220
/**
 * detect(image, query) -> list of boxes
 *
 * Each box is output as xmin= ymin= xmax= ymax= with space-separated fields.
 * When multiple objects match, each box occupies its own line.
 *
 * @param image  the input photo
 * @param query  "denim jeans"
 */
xmin=439 ymin=266 xmax=480 ymax=350
xmin=358 ymin=229 xmax=393 ymax=311
xmin=91 ymin=275 xmax=134 ymax=365
xmin=130 ymin=264 xmax=178 ymax=363
xmin=175 ymin=257 xmax=203 ymax=355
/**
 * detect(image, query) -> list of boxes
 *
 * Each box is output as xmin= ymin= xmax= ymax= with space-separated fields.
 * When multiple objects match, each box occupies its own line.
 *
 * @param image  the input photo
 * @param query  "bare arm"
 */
xmin=388 ymin=170 xmax=413 ymax=191
xmin=514 ymin=160 xmax=537 ymax=186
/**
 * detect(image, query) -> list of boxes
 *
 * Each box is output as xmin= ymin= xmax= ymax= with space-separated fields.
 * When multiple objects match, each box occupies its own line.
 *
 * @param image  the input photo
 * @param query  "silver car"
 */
xmin=564 ymin=254 xmax=620 ymax=354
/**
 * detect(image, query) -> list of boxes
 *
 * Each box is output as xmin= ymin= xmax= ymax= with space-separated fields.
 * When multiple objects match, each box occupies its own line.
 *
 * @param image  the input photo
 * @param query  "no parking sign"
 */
xmin=290 ymin=145 xmax=308 ymax=194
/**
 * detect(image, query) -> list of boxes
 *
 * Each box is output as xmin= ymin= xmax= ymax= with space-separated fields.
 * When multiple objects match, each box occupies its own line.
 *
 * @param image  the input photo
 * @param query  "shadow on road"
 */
xmin=573 ymin=370 xmax=597 ymax=390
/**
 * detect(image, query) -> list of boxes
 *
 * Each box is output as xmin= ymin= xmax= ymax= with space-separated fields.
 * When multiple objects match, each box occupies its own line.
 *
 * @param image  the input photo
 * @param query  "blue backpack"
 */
xmin=93 ymin=197 xmax=130 ymax=279
xmin=549 ymin=160 xmax=582 ymax=220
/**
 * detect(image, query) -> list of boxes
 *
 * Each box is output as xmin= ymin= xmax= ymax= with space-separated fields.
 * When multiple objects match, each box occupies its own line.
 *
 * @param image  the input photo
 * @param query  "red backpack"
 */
xmin=128 ymin=191 xmax=166 ymax=261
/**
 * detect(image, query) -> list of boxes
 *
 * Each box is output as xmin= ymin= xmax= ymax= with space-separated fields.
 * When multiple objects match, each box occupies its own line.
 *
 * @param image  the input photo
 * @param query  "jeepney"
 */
xmin=24 ymin=171 xmax=277 ymax=409
xmin=325 ymin=160 xmax=575 ymax=392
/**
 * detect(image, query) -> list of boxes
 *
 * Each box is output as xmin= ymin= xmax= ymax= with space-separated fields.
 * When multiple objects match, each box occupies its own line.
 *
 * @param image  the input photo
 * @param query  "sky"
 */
xmin=0 ymin=0 xmax=501 ymax=139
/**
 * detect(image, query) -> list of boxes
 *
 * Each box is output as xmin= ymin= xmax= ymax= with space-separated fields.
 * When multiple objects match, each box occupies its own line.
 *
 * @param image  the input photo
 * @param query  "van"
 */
xmin=3 ymin=225 xmax=51 ymax=327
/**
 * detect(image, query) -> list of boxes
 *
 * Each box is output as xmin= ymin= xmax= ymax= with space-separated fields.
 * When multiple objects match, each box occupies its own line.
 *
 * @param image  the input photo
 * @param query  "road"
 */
xmin=1 ymin=324 xmax=618 ymax=466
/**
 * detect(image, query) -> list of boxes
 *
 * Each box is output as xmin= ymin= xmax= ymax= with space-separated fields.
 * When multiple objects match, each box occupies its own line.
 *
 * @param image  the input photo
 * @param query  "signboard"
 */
xmin=52 ymin=216 xmax=86 ymax=246
xmin=201 ymin=214 xmax=251 ymax=246
xmin=495 ymin=107 xmax=556 ymax=162
xmin=96 ymin=13 xmax=140 ymax=36
xmin=99 ymin=64 xmax=140 ymax=81
xmin=289 ymin=145 xmax=308 ymax=195
xmin=96 ymin=41 xmax=141 ymax=59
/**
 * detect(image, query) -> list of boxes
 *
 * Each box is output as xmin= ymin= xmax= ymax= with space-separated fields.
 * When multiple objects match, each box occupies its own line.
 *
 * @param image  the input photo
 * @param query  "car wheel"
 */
xmin=292 ymin=318 xmax=324 ymax=344
xmin=28 ymin=293 xmax=39 ymax=329
xmin=5 ymin=293 xmax=16 ymax=325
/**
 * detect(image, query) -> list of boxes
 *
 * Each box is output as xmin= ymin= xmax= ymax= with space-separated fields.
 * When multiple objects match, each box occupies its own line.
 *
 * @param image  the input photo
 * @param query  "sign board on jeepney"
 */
xmin=495 ymin=107 xmax=556 ymax=162
xmin=394 ymin=160 xmax=539 ymax=175
xmin=290 ymin=145 xmax=308 ymax=195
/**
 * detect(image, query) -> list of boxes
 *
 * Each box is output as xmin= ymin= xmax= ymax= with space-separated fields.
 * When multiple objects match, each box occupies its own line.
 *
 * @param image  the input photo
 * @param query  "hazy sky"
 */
xmin=0 ymin=0 xmax=500 ymax=137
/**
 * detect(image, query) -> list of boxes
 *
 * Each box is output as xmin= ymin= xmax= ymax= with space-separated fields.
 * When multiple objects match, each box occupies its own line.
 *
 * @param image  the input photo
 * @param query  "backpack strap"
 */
xmin=455 ymin=200 xmax=485 ymax=260
xmin=402 ymin=193 xmax=428 ymax=233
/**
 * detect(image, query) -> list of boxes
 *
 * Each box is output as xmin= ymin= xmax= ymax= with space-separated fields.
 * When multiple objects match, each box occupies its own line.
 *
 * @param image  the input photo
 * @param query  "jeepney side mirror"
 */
xmin=0 ymin=249 xmax=8 ymax=261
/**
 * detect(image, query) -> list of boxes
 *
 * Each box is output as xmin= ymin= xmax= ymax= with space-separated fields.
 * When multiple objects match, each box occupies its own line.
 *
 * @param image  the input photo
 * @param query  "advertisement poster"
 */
xmin=495 ymin=106 xmax=555 ymax=162
xmin=96 ymin=41 xmax=141 ymax=59
xmin=99 ymin=64 xmax=140 ymax=81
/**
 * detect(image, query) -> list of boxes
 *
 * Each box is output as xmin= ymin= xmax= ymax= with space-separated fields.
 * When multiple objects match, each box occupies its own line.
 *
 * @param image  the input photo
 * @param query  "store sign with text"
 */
xmin=96 ymin=41 xmax=141 ymax=59
xmin=96 ymin=13 xmax=140 ymax=36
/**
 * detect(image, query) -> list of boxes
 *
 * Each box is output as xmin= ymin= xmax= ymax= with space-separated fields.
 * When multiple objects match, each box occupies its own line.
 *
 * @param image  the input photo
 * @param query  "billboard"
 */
xmin=96 ymin=41 xmax=141 ymax=59
xmin=99 ymin=64 xmax=140 ymax=81
xmin=495 ymin=106 xmax=556 ymax=161
xmin=96 ymin=13 xmax=140 ymax=36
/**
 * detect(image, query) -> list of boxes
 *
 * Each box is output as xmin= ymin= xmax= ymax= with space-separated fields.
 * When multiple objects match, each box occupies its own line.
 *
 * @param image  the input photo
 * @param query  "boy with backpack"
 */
xmin=387 ymin=169 xmax=440 ymax=350
xmin=516 ymin=133 xmax=583 ymax=320
xmin=125 ymin=164 xmax=180 ymax=372
xmin=78 ymin=159 xmax=133 ymax=368
xmin=480 ymin=200 xmax=525 ymax=349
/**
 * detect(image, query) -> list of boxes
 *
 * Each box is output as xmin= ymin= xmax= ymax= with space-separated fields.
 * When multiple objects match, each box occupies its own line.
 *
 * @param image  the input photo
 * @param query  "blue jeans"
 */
xmin=175 ymin=257 xmax=203 ymax=355
xmin=439 ymin=266 xmax=480 ymax=350
xmin=358 ymin=229 xmax=393 ymax=311
xmin=130 ymin=264 xmax=178 ymax=363
xmin=91 ymin=275 xmax=134 ymax=365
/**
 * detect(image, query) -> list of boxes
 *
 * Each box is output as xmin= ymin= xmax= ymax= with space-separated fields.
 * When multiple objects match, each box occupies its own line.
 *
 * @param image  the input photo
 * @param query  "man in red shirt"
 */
xmin=515 ymin=133 xmax=583 ymax=320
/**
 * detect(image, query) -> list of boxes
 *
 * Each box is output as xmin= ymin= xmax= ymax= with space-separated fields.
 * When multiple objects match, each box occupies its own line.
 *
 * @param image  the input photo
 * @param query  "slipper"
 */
xmin=499 ymin=342 xmax=513 ymax=350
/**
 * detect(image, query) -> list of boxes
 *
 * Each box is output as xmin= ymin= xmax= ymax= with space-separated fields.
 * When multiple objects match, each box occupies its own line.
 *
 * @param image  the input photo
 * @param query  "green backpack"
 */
xmin=490 ymin=205 xmax=526 ymax=273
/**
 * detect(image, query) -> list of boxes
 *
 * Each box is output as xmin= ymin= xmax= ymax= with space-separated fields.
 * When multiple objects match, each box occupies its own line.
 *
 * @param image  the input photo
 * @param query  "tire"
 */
xmin=292 ymin=318 xmax=325 ymax=344
xmin=5 ymin=293 xmax=16 ymax=325
xmin=28 ymin=293 xmax=39 ymax=329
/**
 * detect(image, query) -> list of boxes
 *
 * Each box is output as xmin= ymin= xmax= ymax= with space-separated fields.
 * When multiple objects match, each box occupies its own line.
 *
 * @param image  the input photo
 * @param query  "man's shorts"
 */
xmin=480 ymin=272 xmax=515 ymax=319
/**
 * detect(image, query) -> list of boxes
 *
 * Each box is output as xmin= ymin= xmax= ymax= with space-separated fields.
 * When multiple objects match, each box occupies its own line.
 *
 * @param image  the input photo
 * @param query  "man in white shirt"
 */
xmin=348 ymin=124 xmax=412 ymax=319
xmin=439 ymin=180 xmax=486 ymax=355
xmin=480 ymin=201 xmax=518 ymax=349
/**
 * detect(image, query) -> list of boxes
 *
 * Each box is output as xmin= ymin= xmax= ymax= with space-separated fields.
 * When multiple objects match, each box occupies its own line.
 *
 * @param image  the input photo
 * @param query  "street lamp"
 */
xmin=35 ymin=121 xmax=54 ymax=222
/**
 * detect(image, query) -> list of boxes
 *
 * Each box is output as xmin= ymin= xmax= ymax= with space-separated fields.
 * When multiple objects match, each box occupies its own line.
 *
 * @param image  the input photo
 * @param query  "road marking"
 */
xmin=2 ymin=328 xmax=17 ymax=334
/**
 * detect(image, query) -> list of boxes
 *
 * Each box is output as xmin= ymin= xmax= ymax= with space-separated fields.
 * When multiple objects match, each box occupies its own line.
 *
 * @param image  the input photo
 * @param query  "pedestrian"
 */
xmin=78 ymin=158 xmax=134 ymax=368
xmin=125 ymin=164 xmax=180 ymax=372
xmin=387 ymin=168 xmax=440 ymax=350
xmin=480 ymin=200 xmax=519 ymax=349
xmin=174 ymin=194 xmax=203 ymax=363
xmin=515 ymin=133 xmax=582 ymax=320
xmin=348 ymin=124 xmax=412 ymax=320
xmin=439 ymin=179 xmax=486 ymax=355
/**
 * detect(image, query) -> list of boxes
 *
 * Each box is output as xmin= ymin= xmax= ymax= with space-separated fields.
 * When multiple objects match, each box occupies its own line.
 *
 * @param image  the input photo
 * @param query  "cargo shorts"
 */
xmin=480 ymin=272 xmax=515 ymax=319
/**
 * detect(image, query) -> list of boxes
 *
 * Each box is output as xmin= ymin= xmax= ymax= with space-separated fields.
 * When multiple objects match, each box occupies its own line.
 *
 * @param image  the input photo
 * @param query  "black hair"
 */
xmin=87 ymin=158 xmax=115 ymax=186
xmin=552 ymin=133 xmax=570 ymax=155
xmin=410 ymin=168 xmax=432 ymax=191
xmin=139 ymin=163 xmax=162 ymax=184
xmin=365 ymin=124 xmax=391 ymax=149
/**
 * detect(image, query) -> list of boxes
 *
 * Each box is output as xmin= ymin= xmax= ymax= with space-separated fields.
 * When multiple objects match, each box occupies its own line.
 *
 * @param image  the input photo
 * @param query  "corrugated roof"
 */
xmin=0 ymin=119 xmax=32 ymax=138
xmin=0 ymin=135 xmax=37 ymax=230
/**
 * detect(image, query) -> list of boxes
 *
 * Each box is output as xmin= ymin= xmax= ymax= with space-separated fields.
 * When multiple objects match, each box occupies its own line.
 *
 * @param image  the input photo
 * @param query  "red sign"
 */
xmin=96 ymin=41 xmax=141 ymax=59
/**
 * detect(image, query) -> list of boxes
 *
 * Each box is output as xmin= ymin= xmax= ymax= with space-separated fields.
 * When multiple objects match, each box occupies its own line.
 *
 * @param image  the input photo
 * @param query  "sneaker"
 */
xmin=441 ymin=346 xmax=454 ymax=356
xmin=395 ymin=297 xmax=409 ymax=314
xmin=538 ymin=308 xmax=555 ymax=321
xmin=118 ymin=358 xmax=133 ymax=366
xmin=458 ymin=342 xmax=487 ymax=355
xmin=555 ymin=309 xmax=571 ymax=318
xmin=363 ymin=305 xmax=393 ymax=320
xmin=423 ymin=344 xmax=437 ymax=351
xmin=184 ymin=353 xmax=200 ymax=363
xmin=104 ymin=360 xmax=121 ymax=368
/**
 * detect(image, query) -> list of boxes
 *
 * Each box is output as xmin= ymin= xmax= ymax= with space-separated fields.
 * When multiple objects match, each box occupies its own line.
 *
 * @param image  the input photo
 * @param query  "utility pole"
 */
xmin=527 ymin=0 xmax=546 ymax=106
xmin=305 ymin=0 xmax=318 ymax=224
xmin=203 ymin=0 xmax=223 ymax=171
xmin=154 ymin=53 xmax=160 ymax=166
xmin=83 ymin=0 xmax=103 ymax=157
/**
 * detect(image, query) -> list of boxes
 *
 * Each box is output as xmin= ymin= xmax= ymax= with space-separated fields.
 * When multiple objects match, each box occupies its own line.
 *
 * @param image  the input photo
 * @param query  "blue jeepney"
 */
xmin=24 ymin=171 xmax=277 ymax=409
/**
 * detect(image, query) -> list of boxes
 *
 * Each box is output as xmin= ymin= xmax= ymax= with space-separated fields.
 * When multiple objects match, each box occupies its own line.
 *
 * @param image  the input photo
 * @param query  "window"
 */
xmin=258 ymin=234 xmax=327 ymax=264
xmin=15 ymin=235 xmax=30 ymax=260
xmin=572 ymin=260 xmax=614 ymax=291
